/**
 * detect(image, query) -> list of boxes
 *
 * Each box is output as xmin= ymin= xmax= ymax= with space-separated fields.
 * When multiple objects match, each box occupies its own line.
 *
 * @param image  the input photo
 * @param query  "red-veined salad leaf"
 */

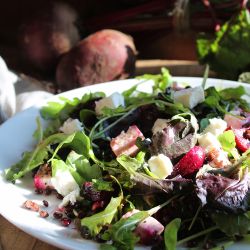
xmin=196 ymin=169 xmax=249 ymax=213
xmin=150 ymin=113 xmax=198 ymax=160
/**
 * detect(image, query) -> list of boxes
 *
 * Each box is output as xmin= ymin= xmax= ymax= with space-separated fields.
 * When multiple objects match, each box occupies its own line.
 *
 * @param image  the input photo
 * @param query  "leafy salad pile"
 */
xmin=5 ymin=69 xmax=250 ymax=250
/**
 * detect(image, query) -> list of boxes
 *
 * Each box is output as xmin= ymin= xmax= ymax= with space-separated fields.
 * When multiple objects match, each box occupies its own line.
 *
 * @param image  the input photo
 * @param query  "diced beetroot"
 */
xmin=34 ymin=164 xmax=54 ymax=190
xmin=110 ymin=125 xmax=144 ymax=156
xmin=233 ymin=128 xmax=250 ymax=152
xmin=173 ymin=146 xmax=205 ymax=177
xmin=122 ymin=209 xmax=164 ymax=245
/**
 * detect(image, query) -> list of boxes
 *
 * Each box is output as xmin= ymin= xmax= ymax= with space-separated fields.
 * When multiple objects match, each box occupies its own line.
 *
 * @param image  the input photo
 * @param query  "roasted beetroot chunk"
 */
xmin=110 ymin=125 xmax=144 ymax=157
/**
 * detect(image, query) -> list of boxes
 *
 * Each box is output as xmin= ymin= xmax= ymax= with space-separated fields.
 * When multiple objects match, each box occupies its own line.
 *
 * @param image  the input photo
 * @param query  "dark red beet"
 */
xmin=56 ymin=29 xmax=137 ymax=90
xmin=19 ymin=2 xmax=80 ymax=73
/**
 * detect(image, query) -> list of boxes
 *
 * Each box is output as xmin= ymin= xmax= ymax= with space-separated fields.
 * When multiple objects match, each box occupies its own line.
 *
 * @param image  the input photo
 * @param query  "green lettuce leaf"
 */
xmin=51 ymin=159 xmax=84 ymax=186
xmin=104 ymin=211 xmax=148 ymax=250
xmin=136 ymin=67 xmax=172 ymax=93
xmin=66 ymin=151 xmax=102 ymax=181
xmin=5 ymin=133 xmax=69 ymax=181
xmin=41 ymin=92 xmax=105 ymax=120
xmin=164 ymin=218 xmax=181 ymax=250
xmin=50 ymin=131 xmax=91 ymax=160
xmin=33 ymin=117 xmax=43 ymax=142
xmin=81 ymin=195 xmax=123 ymax=236
xmin=218 ymin=130 xmax=239 ymax=159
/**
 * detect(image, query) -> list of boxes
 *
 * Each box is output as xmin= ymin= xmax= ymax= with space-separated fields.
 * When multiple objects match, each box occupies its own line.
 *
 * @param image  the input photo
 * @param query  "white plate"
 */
xmin=0 ymin=77 xmax=250 ymax=250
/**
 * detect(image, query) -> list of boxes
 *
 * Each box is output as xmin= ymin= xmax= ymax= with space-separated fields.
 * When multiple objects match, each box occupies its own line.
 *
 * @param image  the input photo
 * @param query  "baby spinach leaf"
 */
xmin=164 ymin=218 xmax=181 ymax=250
xmin=81 ymin=195 xmax=123 ymax=236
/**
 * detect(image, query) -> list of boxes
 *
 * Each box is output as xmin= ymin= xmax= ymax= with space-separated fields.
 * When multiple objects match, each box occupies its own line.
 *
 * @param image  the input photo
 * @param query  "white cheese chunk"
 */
xmin=51 ymin=170 xmax=79 ymax=197
xmin=60 ymin=187 xmax=80 ymax=207
xmin=95 ymin=92 xmax=125 ymax=115
xmin=148 ymin=154 xmax=173 ymax=179
xmin=152 ymin=119 xmax=169 ymax=134
xmin=203 ymin=118 xmax=227 ymax=137
xmin=59 ymin=118 xmax=83 ymax=134
xmin=198 ymin=132 xmax=221 ymax=152
xmin=173 ymin=86 xmax=205 ymax=109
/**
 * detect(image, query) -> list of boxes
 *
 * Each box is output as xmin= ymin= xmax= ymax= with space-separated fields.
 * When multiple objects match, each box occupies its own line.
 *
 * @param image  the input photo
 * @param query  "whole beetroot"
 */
xmin=19 ymin=2 xmax=80 ymax=73
xmin=56 ymin=29 xmax=137 ymax=91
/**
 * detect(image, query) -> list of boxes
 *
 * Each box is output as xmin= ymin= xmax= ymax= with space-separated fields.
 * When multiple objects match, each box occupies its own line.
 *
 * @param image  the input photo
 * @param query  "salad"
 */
xmin=4 ymin=68 xmax=250 ymax=250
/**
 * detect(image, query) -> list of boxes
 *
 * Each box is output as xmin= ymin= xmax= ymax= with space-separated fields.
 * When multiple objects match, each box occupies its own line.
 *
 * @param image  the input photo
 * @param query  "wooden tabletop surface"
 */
xmin=0 ymin=215 xmax=61 ymax=250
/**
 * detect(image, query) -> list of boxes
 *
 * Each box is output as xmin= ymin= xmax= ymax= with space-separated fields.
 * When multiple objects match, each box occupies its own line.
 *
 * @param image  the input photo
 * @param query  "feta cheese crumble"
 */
xmin=59 ymin=118 xmax=83 ymax=134
xmin=95 ymin=92 xmax=125 ymax=115
xmin=60 ymin=187 xmax=80 ymax=207
xmin=51 ymin=170 xmax=79 ymax=197
xmin=173 ymin=86 xmax=205 ymax=109
xmin=148 ymin=154 xmax=173 ymax=179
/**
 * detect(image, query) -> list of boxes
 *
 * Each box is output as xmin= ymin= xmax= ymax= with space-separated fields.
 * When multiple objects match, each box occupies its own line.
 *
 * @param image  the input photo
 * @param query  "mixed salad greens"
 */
xmin=5 ymin=68 xmax=250 ymax=250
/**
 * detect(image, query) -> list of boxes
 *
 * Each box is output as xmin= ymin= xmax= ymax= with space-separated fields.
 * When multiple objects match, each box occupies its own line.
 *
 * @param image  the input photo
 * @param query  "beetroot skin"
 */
xmin=56 ymin=29 xmax=137 ymax=91
xmin=19 ymin=2 xmax=80 ymax=73
xmin=173 ymin=146 xmax=205 ymax=177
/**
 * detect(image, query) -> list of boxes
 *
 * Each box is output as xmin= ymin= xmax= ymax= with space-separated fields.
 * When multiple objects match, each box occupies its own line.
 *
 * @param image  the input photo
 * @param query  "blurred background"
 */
xmin=0 ymin=0 xmax=247 ymax=82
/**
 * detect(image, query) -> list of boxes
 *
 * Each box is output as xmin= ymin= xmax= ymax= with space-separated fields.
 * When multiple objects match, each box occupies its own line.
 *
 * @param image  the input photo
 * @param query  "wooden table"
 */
xmin=0 ymin=215 xmax=60 ymax=250
xmin=0 ymin=59 xmax=214 ymax=250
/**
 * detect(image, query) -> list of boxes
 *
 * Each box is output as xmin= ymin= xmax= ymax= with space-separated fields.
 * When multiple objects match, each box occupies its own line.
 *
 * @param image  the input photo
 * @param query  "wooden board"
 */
xmin=0 ymin=215 xmax=61 ymax=250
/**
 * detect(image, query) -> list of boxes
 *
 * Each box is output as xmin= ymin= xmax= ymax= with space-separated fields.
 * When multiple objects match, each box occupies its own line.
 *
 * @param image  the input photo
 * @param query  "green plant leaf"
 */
xmin=164 ymin=218 xmax=181 ymax=250
xmin=81 ymin=195 xmax=123 ymax=236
